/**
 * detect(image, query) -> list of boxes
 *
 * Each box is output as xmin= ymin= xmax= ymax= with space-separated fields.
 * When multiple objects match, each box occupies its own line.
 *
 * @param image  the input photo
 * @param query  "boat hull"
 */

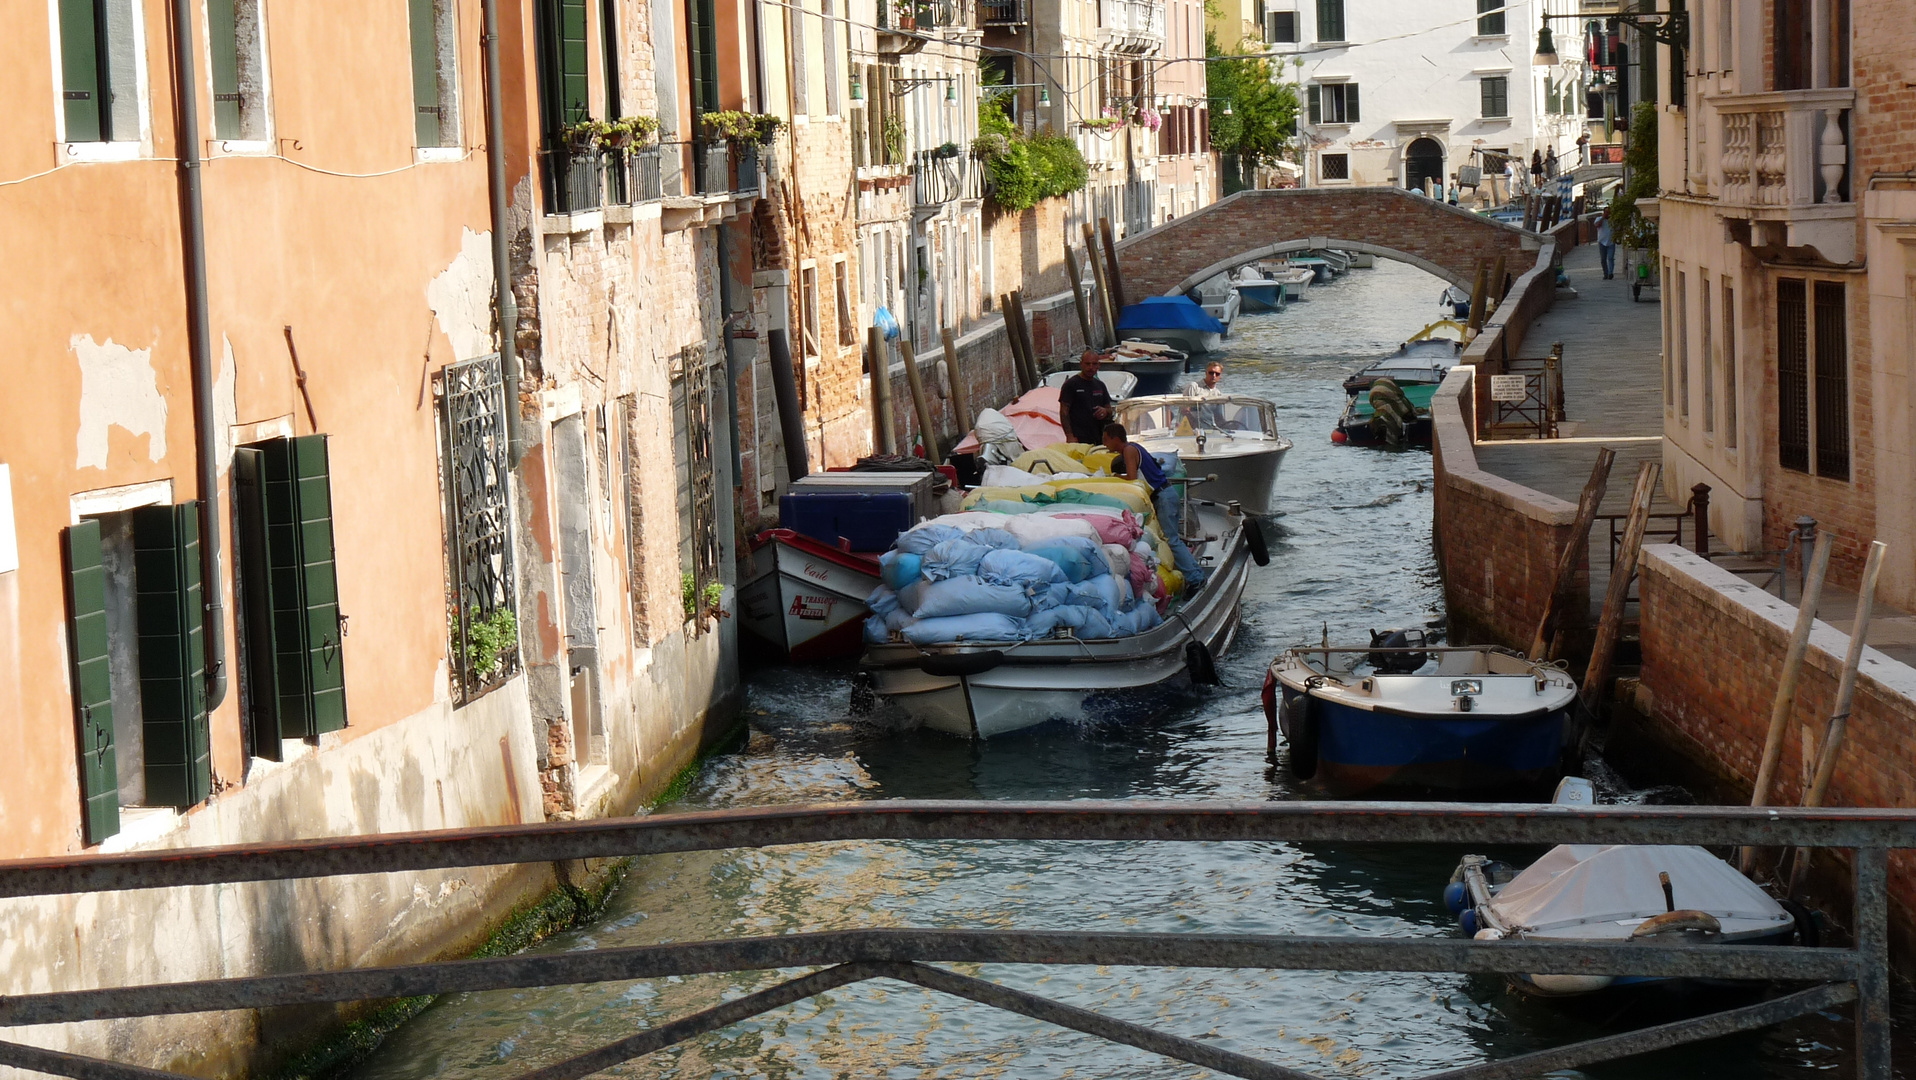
xmin=1134 ymin=439 xmax=1289 ymax=516
xmin=1281 ymin=688 xmax=1571 ymax=796
xmin=1336 ymin=412 xmax=1434 ymax=448
xmin=1102 ymin=355 xmax=1192 ymax=395
xmin=1237 ymin=283 xmax=1286 ymax=312
xmin=1117 ymin=329 xmax=1222 ymax=359
xmin=863 ymin=507 xmax=1250 ymax=737
xmin=738 ymin=531 xmax=882 ymax=662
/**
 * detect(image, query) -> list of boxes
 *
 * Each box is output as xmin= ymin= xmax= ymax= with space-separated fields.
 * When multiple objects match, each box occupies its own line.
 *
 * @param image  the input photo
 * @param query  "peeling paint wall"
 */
xmin=72 ymin=336 xmax=169 ymax=470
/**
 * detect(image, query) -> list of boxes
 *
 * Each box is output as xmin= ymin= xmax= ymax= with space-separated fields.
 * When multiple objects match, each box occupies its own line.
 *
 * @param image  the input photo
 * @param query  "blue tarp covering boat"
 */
xmin=1116 ymin=296 xmax=1225 ymax=355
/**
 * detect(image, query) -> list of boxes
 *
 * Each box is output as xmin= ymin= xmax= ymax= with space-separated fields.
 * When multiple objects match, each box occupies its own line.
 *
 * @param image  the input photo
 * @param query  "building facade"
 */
xmin=1276 ymin=0 xmax=1582 ymax=196
xmin=1654 ymin=0 xmax=1916 ymax=610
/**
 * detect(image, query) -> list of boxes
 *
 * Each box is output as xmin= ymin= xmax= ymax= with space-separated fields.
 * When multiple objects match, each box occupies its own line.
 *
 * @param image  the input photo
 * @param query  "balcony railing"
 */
xmin=542 ymin=146 xmax=604 ymax=215
xmin=979 ymin=0 xmax=1027 ymax=24
xmin=630 ymin=145 xmax=663 ymax=201
xmin=876 ymin=0 xmax=937 ymax=52
xmin=1714 ymin=88 xmax=1856 ymax=261
xmin=686 ymin=139 xmax=762 ymax=197
xmin=1098 ymin=0 xmax=1164 ymax=52
xmin=912 ymin=149 xmax=985 ymax=207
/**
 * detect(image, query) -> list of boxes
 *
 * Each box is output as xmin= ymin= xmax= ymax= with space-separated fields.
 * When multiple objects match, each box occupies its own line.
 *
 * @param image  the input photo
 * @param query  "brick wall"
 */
xmin=1432 ymin=365 xmax=1587 ymax=649
xmin=1113 ymin=187 xmax=1534 ymax=300
xmin=1636 ymin=545 xmax=1916 ymax=958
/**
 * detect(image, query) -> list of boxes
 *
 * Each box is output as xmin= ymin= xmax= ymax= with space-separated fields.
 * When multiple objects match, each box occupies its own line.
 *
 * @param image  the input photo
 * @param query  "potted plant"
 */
xmin=701 ymin=110 xmax=785 ymax=146
xmin=601 ymin=115 xmax=662 ymax=151
xmin=563 ymin=119 xmax=609 ymax=153
xmin=932 ymin=141 xmax=962 ymax=159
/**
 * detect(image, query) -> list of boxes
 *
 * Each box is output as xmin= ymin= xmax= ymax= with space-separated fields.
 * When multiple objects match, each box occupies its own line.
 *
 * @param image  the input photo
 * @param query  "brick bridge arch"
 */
xmin=1114 ymin=187 xmax=1539 ymax=297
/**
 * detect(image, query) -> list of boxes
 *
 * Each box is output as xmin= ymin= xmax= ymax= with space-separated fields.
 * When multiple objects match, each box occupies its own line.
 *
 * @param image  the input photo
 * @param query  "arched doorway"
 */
xmin=1405 ymin=138 xmax=1445 ymax=194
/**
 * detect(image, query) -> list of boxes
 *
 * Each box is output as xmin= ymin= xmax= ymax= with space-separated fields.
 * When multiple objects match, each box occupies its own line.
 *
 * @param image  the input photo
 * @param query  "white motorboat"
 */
xmin=1191 ymin=274 xmax=1243 ymax=334
xmin=1042 ymin=368 xmax=1140 ymax=400
xmin=1448 ymin=778 xmax=1808 ymax=998
xmin=739 ymin=529 xmax=883 ymax=662
xmin=1233 ymin=265 xmax=1289 ymax=313
xmin=1103 ymin=340 xmax=1193 ymax=395
xmin=1341 ymin=320 xmax=1469 ymax=394
xmin=858 ymin=500 xmax=1258 ymax=738
xmin=1116 ymin=393 xmax=1292 ymax=516
xmin=1263 ymin=266 xmax=1315 ymax=301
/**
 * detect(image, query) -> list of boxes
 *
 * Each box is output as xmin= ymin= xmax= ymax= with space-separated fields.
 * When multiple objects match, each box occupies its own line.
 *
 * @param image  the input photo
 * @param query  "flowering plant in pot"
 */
xmin=1137 ymin=107 xmax=1162 ymax=132
xmin=562 ymin=119 xmax=612 ymax=153
xmin=601 ymin=115 xmax=662 ymax=150
xmin=701 ymin=110 xmax=786 ymax=145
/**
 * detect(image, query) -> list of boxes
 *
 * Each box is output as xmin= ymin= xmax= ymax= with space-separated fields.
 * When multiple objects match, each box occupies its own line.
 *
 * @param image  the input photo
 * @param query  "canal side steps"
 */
xmin=0 ymin=802 xmax=1908 ymax=1080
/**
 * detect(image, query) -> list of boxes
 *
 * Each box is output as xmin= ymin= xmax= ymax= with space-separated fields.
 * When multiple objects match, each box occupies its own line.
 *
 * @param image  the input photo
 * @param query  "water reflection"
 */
xmin=349 ymin=261 xmax=1863 ymax=1079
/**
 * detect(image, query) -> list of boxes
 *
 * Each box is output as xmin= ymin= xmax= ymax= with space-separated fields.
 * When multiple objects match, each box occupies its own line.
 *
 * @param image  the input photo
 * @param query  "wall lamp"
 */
xmin=893 ymin=75 xmax=959 ymax=102
xmin=1534 ymin=9 xmax=1688 ymax=66
xmin=983 ymin=83 xmax=1053 ymax=106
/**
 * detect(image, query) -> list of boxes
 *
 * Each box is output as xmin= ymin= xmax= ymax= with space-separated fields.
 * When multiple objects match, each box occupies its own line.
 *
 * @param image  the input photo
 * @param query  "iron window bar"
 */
xmin=0 ymin=801 xmax=1906 ymax=1080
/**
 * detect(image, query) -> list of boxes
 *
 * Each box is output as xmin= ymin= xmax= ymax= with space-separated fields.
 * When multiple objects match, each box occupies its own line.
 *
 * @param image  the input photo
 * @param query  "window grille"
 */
xmin=440 ymin=355 xmax=520 ymax=701
xmin=1813 ymin=281 xmax=1849 ymax=480
xmin=1320 ymin=152 xmax=1349 ymax=180
xmin=1777 ymin=279 xmax=1810 ymax=473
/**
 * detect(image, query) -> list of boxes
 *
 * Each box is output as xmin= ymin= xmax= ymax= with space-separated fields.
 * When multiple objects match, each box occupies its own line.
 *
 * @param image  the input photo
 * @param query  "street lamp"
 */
xmin=1534 ymin=10 xmax=1689 ymax=67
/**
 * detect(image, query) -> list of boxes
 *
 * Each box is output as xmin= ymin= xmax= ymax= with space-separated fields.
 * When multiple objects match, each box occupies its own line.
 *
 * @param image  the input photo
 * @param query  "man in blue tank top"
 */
xmin=1101 ymin=422 xmax=1204 ymax=591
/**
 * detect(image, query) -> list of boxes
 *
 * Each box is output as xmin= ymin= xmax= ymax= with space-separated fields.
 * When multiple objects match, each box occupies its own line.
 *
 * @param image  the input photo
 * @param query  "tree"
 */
xmin=1608 ymin=101 xmax=1659 ymax=250
xmin=1205 ymin=32 xmax=1299 ymax=167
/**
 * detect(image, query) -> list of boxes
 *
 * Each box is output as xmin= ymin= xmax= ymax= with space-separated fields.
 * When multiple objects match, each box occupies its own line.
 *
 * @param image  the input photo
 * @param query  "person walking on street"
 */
xmin=1544 ymin=146 xmax=1559 ymax=179
xmin=1530 ymin=150 xmax=1545 ymax=190
xmin=1102 ymin=422 xmax=1204 ymax=591
xmin=1576 ymin=132 xmax=1590 ymax=165
xmin=1058 ymin=350 xmax=1114 ymax=445
xmin=1596 ymin=211 xmax=1617 ymax=279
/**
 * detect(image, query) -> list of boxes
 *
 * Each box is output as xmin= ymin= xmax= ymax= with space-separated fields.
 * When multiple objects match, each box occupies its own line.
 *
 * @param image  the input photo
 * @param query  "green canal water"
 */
xmin=347 ymin=260 xmax=1870 ymax=1078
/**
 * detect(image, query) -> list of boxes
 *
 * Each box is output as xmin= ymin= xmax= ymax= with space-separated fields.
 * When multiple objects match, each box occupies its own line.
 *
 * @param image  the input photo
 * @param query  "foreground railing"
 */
xmin=1 ymin=801 xmax=1908 ymax=1079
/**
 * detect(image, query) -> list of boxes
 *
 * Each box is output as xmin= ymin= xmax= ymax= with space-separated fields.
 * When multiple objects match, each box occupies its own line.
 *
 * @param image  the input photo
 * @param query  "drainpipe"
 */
xmin=482 ymin=0 xmax=526 ymax=464
xmin=169 ymin=0 xmax=228 ymax=712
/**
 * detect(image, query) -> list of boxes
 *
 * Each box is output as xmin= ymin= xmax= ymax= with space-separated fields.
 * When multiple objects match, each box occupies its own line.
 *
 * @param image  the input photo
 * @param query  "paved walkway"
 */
xmin=1469 ymin=241 xmax=1916 ymax=664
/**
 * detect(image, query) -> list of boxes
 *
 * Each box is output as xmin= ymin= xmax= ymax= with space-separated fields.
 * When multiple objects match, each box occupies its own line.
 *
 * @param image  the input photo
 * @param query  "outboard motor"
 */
xmin=1367 ymin=628 xmax=1428 ymax=674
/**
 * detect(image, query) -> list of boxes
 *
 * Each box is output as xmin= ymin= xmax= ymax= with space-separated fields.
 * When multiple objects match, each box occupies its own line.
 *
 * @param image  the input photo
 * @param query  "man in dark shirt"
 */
xmin=1058 ymin=351 xmax=1113 ymax=445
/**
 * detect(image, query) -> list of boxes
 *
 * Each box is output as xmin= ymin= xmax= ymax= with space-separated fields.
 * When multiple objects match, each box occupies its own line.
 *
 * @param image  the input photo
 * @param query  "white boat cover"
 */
xmin=1489 ymin=844 xmax=1792 ymax=940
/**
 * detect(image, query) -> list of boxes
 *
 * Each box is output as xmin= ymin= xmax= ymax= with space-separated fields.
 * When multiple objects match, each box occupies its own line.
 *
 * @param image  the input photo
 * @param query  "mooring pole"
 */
xmin=1581 ymin=461 xmax=1660 ymax=711
xmin=1740 ymin=532 xmax=1831 ymax=873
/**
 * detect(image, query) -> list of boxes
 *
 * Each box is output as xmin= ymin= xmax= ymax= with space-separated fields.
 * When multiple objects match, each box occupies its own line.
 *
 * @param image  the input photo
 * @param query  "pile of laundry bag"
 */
xmin=864 ymin=445 xmax=1188 ymax=646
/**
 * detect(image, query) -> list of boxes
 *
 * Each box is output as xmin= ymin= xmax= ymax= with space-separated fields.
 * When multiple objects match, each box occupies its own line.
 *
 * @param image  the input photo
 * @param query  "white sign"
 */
xmin=1490 ymin=374 xmax=1528 ymax=402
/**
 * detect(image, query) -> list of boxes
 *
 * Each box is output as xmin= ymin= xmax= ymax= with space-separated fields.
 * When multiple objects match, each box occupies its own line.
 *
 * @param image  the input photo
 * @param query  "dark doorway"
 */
xmin=1405 ymin=138 xmax=1445 ymax=194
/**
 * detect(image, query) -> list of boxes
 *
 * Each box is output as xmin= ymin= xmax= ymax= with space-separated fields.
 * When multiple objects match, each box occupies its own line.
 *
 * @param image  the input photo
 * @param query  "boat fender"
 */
xmin=919 ymin=651 xmax=1006 ymax=678
xmin=1628 ymin=910 xmax=1722 ymax=939
xmin=1184 ymin=640 xmax=1221 ymax=686
xmin=1442 ymin=881 xmax=1469 ymax=915
xmin=1281 ymin=691 xmax=1319 ymax=780
xmin=1458 ymin=908 xmax=1478 ymax=935
xmin=1243 ymin=518 xmax=1270 ymax=566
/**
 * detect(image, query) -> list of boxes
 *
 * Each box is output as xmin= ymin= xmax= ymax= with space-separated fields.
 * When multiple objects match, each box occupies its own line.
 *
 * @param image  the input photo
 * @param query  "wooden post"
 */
xmin=899 ymin=338 xmax=941 ymax=462
xmin=1739 ymin=532 xmax=1831 ymax=873
xmin=1490 ymin=254 xmax=1509 ymax=302
xmin=1099 ymin=216 xmax=1128 ymax=311
xmin=1580 ymin=461 xmax=1661 ymax=711
xmin=940 ymin=326 xmax=972 ymax=436
xmin=1008 ymin=289 xmax=1040 ymax=388
xmin=1528 ymin=446 xmax=1615 ymax=662
xmin=867 ymin=326 xmax=897 ymax=455
xmin=999 ymin=294 xmax=1031 ymax=393
xmin=1548 ymin=341 xmax=1566 ymax=423
xmin=1063 ymin=240 xmax=1096 ymax=352
xmin=1083 ymin=223 xmax=1117 ymax=346
xmin=1465 ymin=260 xmax=1489 ymax=333
xmin=1788 ymin=540 xmax=1888 ymax=891
xmin=1689 ymin=483 xmax=1712 ymax=556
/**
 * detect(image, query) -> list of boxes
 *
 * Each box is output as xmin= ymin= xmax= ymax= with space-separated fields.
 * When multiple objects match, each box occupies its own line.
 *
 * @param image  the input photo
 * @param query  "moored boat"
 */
xmin=739 ymin=530 xmax=883 ymax=662
xmin=1233 ymin=266 xmax=1290 ymax=313
xmin=1264 ymin=639 xmax=1579 ymax=795
xmin=860 ymin=498 xmax=1254 ymax=738
xmin=1334 ymin=381 xmax=1439 ymax=447
xmin=1448 ymin=778 xmax=1811 ymax=999
xmin=1191 ymin=275 xmax=1243 ymax=334
xmin=1340 ymin=320 xmax=1469 ymax=394
xmin=1103 ymin=340 xmax=1195 ymax=395
xmin=1267 ymin=265 xmax=1315 ymax=300
xmin=1284 ymin=256 xmax=1336 ymax=284
xmin=1116 ymin=393 xmax=1292 ymax=516
xmin=1116 ymin=296 xmax=1225 ymax=356
xmin=1042 ymin=367 xmax=1140 ymax=400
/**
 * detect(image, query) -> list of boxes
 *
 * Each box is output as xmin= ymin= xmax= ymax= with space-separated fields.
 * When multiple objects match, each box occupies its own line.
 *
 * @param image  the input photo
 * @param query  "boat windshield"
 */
xmin=1119 ymin=398 xmax=1277 ymax=437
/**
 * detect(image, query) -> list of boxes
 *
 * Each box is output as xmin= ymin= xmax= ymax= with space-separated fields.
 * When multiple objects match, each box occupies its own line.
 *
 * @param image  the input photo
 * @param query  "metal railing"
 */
xmin=542 ymin=145 xmax=603 ymax=214
xmin=630 ymin=144 xmax=663 ymax=201
xmin=0 ymin=801 xmax=1907 ymax=1079
xmin=1485 ymin=350 xmax=1564 ymax=440
xmin=912 ymin=148 xmax=981 ymax=206
xmin=979 ymin=0 xmax=1027 ymax=23
xmin=690 ymin=139 xmax=760 ymax=197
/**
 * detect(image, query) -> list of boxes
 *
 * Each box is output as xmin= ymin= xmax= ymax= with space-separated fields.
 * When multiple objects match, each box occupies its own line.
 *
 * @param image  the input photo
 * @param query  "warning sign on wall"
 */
xmin=1490 ymin=374 xmax=1528 ymax=402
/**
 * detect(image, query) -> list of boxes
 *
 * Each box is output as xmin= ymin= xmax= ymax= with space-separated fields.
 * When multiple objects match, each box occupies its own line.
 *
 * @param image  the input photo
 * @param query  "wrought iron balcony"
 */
xmin=876 ymin=0 xmax=937 ymax=53
xmin=691 ymin=139 xmax=762 ymax=197
xmin=979 ymin=0 xmax=1027 ymax=26
xmin=629 ymin=145 xmax=663 ymax=201
xmin=1098 ymin=0 xmax=1164 ymax=53
xmin=1714 ymin=88 xmax=1857 ymax=263
xmin=541 ymin=146 xmax=604 ymax=214
xmin=912 ymin=149 xmax=984 ymax=208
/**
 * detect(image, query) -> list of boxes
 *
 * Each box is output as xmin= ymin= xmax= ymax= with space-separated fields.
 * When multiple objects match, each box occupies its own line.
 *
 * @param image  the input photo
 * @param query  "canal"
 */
xmin=348 ymin=260 xmax=1858 ymax=1078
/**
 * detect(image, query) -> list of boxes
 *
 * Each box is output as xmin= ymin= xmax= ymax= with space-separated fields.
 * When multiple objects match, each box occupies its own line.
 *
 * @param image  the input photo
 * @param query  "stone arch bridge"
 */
xmin=1114 ymin=187 xmax=1540 ymax=297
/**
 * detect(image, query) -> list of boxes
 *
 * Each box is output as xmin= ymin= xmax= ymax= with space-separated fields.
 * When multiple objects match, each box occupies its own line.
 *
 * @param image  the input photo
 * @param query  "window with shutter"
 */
xmin=208 ymin=0 xmax=243 ymax=138
xmin=1307 ymin=84 xmax=1320 ymax=124
xmin=131 ymin=502 xmax=210 ymax=810
xmin=1777 ymin=279 xmax=1810 ymax=472
xmin=1475 ymin=0 xmax=1504 ymax=35
xmin=1314 ymin=0 xmax=1343 ymax=41
xmin=1813 ymin=281 xmax=1849 ymax=480
xmin=64 ymin=520 xmax=120 ymax=844
xmin=409 ymin=0 xmax=444 ymax=146
xmin=256 ymin=436 xmax=347 ymax=739
xmin=1481 ymin=76 xmax=1508 ymax=119
xmin=232 ymin=447 xmax=283 ymax=760
xmin=58 ymin=0 xmax=107 ymax=142
xmin=1343 ymin=83 xmax=1358 ymax=122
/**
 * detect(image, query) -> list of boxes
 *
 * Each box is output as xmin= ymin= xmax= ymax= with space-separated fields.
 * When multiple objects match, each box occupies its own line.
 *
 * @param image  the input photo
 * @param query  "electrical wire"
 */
xmin=0 ymin=145 xmax=476 ymax=188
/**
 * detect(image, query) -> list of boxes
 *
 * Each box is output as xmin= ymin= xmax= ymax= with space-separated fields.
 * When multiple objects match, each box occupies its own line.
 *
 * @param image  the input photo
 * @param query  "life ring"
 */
xmin=1184 ymin=640 xmax=1220 ymax=686
xmin=1282 ymin=691 xmax=1319 ymax=779
xmin=1244 ymin=518 xmax=1270 ymax=566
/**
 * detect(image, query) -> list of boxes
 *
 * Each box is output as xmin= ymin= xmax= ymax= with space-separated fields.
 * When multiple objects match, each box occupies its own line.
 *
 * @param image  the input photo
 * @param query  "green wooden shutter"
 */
xmin=409 ymin=0 xmax=443 ymax=147
xmin=207 ymin=0 xmax=242 ymax=138
xmin=560 ymin=0 xmax=590 ymax=125
xmin=232 ymin=448 xmax=283 ymax=759
xmin=1307 ymin=84 xmax=1320 ymax=124
xmin=59 ymin=0 xmax=105 ymax=142
xmin=262 ymin=436 xmax=347 ymax=737
xmin=65 ymin=521 xmax=120 ymax=844
xmin=1344 ymin=83 xmax=1359 ymax=123
xmin=132 ymin=503 xmax=210 ymax=810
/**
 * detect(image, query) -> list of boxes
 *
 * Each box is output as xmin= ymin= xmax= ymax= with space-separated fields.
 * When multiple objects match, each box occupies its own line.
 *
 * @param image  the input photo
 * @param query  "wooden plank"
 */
xmin=1527 ymin=446 xmax=1615 ymax=661
xmin=899 ymin=338 xmax=941 ymax=462
xmin=940 ymin=326 xmax=972 ymax=436
xmin=1740 ymin=532 xmax=1830 ymax=872
xmin=1098 ymin=217 xmax=1127 ymax=311
xmin=1063 ymin=241 xmax=1096 ymax=351
xmin=1466 ymin=259 xmax=1489 ymax=334
xmin=1082 ymin=223 xmax=1117 ymax=346
xmin=867 ymin=326 xmax=896 ymax=455
xmin=1580 ymin=461 xmax=1660 ymax=711
xmin=1007 ymin=290 xmax=1039 ymax=391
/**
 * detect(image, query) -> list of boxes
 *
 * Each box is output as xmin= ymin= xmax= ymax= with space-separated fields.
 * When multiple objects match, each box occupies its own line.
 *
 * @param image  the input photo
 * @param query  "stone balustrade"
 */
xmin=1713 ymin=88 xmax=1857 ymax=262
